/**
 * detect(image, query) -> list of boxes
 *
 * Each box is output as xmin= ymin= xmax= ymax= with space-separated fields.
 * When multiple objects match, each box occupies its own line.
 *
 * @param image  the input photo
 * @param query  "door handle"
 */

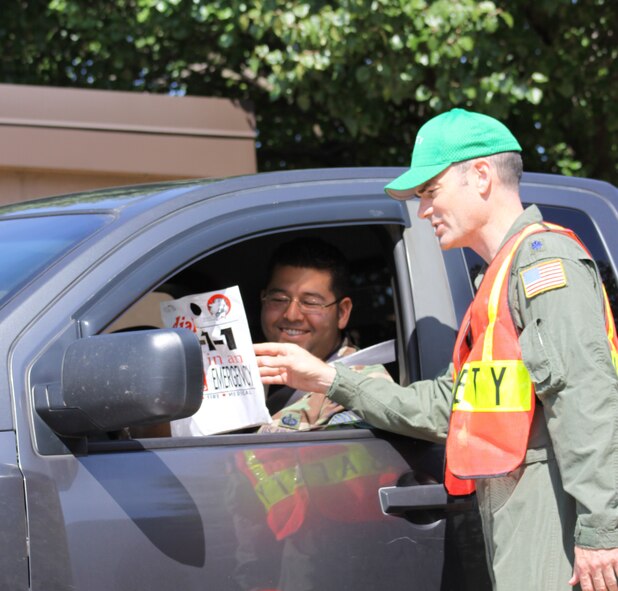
xmin=379 ymin=484 xmax=475 ymax=515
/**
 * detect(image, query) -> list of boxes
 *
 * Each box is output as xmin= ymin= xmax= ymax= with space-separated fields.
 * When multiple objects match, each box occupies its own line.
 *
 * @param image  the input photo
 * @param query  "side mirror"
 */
xmin=35 ymin=329 xmax=203 ymax=436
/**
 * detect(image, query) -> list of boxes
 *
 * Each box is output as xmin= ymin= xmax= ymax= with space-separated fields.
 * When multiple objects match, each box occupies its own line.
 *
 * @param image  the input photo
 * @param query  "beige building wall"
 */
xmin=0 ymin=83 xmax=257 ymax=205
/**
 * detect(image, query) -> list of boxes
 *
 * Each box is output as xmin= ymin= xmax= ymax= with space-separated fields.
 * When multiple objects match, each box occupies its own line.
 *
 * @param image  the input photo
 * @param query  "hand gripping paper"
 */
xmin=161 ymin=286 xmax=271 ymax=436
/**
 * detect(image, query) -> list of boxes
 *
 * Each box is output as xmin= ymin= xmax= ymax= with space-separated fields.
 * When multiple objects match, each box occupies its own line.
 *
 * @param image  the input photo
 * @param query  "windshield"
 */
xmin=0 ymin=214 xmax=110 ymax=307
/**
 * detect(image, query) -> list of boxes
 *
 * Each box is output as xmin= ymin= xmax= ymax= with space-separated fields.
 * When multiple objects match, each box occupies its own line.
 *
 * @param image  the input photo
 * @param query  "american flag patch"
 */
xmin=520 ymin=259 xmax=567 ymax=299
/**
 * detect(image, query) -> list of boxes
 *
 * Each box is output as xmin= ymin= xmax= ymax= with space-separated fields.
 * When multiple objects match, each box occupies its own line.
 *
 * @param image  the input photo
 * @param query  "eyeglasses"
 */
xmin=261 ymin=293 xmax=342 ymax=315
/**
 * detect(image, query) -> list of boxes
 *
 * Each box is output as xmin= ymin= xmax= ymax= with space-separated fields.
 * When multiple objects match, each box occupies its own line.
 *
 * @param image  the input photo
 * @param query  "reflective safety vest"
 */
xmin=445 ymin=222 xmax=618 ymax=496
xmin=237 ymin=448 xmax=309 ymax=541
xmin=237 ymin=445 xmax=398 ymax=540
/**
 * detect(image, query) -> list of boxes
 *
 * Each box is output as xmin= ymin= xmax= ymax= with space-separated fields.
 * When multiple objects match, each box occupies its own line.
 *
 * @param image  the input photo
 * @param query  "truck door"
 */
xmin=14 ymin=170 xmax=491 ymax=590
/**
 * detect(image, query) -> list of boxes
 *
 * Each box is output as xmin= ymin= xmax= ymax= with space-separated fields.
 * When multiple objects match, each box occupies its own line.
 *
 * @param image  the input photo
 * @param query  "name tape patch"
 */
xmin=520 ymin=259 xmax=567 ymax=299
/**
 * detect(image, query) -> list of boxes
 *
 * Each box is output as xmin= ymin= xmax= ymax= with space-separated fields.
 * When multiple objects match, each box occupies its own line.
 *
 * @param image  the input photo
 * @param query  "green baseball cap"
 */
xmin=385 ymin=108 xmax=522 ymax=200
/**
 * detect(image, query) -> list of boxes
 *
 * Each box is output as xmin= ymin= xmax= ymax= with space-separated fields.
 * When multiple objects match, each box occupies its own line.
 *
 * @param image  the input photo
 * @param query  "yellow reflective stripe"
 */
xmin=483 ymin=225 xmax=542 ymax=361
xmin=303 ymin=448 xmax=381 ymax=487
xmin=598 ymin=283 xmax=618 ymax=377
xmin=603 ymin=286 xmax=616 ymax=342
xmin=243 ymin=451 xmax=304 ymax=512
xmin=452 ymin=360 xmax=532 ymax=412
xmin=483 ymin=251 xmax=515 ymax=360
xmin=243 ymin=447 xmax=381 ymax=512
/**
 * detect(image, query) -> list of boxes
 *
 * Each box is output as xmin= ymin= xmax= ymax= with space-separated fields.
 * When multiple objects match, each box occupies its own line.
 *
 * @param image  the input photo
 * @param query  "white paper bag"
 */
xmin=160 ymin=286 xmax=271 ymax=436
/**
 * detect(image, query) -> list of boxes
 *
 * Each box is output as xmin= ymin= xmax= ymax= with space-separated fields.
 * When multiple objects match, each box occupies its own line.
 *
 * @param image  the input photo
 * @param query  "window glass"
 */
xmin=0 ymin=214 xmax=110 ymax=307
xmin=114 ymin=224 xmax=399 ymax=438
xmin=156 ymin=225 xmax=397 ymax=351
xmin=462 ymin=205 xmax=618 ymax=321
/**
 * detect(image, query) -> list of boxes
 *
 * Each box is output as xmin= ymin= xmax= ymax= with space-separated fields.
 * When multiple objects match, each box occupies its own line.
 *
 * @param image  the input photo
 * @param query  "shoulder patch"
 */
xmin=520 ymin=259 xmax=567 ymax=299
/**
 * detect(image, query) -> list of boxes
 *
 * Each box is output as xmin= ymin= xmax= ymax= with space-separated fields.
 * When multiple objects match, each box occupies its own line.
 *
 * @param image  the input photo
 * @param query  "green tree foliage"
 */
xmin=1 ymin=0 xmax=616 ymax=182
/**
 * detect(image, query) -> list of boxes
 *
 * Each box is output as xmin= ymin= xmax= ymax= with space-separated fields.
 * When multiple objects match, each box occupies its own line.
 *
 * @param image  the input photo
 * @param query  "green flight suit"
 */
xmin=326 ymin=206 xmax=618 ymax=590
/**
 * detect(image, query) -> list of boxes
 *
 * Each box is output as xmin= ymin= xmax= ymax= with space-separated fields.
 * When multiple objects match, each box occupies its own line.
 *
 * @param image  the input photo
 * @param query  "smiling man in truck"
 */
xmin=258 ymin=236 xmax=391 ymax=432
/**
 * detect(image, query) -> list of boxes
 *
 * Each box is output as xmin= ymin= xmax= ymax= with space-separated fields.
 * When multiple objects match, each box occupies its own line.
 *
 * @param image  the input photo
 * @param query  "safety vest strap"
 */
xmin=543 ymin=222 xmax=618 ymax=367
xmin=482 ymin=223 xmax=547 ymax=361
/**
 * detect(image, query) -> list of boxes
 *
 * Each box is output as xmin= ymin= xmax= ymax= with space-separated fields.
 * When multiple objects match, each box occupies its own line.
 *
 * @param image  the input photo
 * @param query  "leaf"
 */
xmin=2 ymin=0 xmax=616 ymax=183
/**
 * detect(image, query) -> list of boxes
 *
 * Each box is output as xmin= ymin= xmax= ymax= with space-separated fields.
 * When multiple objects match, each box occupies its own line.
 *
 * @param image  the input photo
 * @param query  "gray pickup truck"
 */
xmin=1 ymin=168 xmax=616 ymax=590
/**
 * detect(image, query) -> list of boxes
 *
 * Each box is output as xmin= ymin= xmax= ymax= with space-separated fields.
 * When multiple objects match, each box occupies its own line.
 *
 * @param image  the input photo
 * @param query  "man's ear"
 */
xmin=471 ymin=158 xmax=493 ymax=196
xmin=337 ymin=297 xmax=353 ymax=330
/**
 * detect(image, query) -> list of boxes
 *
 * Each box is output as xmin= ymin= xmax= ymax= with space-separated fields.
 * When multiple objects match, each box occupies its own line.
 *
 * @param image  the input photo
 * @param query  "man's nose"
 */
xmin=417 ymin=196 xmax=432 ymax=220
xmin=283 ymin=298 xmax=304 ymax=321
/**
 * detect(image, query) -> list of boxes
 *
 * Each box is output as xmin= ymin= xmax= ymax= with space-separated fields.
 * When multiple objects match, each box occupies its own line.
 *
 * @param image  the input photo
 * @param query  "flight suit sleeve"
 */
xmin=511 ymin=232 xmax=618 ymax=549
xmin=326 ymin=363 xmax=454 ymax=444
xmin=260 ymin=363 xmax=393 ymax=433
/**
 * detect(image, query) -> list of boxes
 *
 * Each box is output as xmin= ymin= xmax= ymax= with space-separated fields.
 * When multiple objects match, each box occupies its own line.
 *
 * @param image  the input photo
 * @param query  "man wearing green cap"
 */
xmin=255 ymin=108 xmax=618 ymax=590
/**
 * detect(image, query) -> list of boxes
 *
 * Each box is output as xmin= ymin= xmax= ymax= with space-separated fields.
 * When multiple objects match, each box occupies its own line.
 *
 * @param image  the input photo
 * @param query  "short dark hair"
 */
xmin=489 ymin=151 xmax=523 ymax=188
xmin=265 ymin=237 xmax=351 ymax=299
xmin=453 ymin=151 xmax=523 ymax=189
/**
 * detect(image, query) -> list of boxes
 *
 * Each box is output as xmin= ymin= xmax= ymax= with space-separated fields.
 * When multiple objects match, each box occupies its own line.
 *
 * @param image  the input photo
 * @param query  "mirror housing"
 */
xmin=35 ymin=329 xmax=203 ymax=436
